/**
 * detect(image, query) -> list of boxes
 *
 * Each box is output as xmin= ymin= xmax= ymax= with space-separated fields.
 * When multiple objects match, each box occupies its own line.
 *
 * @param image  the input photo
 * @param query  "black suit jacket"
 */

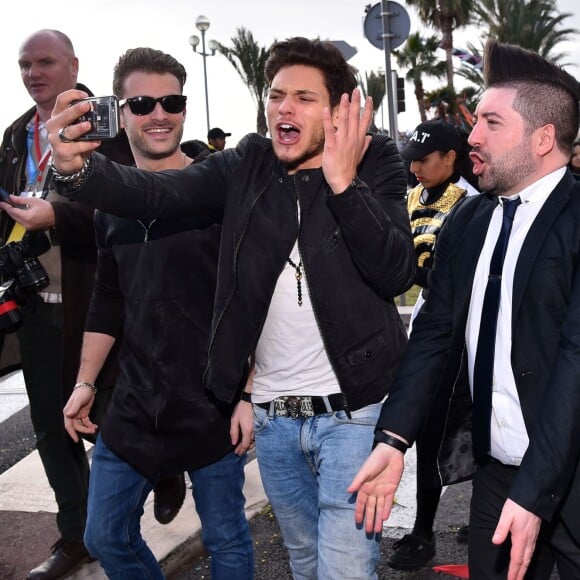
xmin=377 ymin=170 xmax=580 ymax=541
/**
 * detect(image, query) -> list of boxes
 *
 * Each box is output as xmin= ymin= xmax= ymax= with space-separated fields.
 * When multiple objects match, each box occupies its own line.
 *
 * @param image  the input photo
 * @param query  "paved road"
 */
xmin=0 ymin=368 xmax=559 ymax=580
xmin=174 ymin=482 xmax=474 ymax=580
xmin=0 ymin=369 xmax=473 ymax=579
xmin=0 ymin=372 xmax=35 ymax=476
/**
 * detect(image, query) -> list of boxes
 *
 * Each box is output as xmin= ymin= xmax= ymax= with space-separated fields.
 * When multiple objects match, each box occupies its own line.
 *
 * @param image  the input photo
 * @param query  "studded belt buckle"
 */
xmin=286 ymin=397 xmax=301 ymax=418
xmin=273 ymin=396 xmax=315 ymax=418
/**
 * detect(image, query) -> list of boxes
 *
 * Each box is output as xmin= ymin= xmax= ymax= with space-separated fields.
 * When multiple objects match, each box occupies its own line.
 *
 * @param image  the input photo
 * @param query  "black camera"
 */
xmin=0 ymin=231 xmax=51 ymax=332
xmin=71 ymin=96 xmax=120 ymax=141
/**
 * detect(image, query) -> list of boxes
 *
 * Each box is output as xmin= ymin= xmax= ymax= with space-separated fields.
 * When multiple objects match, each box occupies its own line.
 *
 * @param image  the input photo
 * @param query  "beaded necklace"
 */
xmin=286 ymin=257 xmax=303 ymax=306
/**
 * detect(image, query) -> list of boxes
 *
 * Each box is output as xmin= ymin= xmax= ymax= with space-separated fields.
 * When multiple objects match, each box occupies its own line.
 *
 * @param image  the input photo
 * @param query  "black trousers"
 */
xmin=18 ymin=300 xmax=89 ymax=542
xmin=412 ymin=378 xmax=456 ymax=535
xmin=469 ymin=460 xmax=580 ymax=579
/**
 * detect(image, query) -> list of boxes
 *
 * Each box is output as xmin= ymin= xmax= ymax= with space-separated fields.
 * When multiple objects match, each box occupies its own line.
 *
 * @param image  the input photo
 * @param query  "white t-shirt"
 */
xmin=252 ymin=240 xmax=340 ymax=403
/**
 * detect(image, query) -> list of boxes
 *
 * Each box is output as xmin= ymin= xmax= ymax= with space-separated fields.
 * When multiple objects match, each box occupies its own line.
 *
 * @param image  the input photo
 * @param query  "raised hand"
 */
xmin=322 ymin=88 xmax=373 ymax=194
xmin=46 ymin=89 xmax=101 ymax=176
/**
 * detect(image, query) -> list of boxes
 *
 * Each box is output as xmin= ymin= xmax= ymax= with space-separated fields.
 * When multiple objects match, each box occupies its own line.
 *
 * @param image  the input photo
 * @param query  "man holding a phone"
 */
xmin=0 ymin=29 xmax=132 ymax=579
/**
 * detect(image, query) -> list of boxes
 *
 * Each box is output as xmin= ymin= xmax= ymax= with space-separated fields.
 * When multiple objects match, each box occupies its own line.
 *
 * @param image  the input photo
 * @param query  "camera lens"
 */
xmin=16 ymin=257 xmax=49 ymax=291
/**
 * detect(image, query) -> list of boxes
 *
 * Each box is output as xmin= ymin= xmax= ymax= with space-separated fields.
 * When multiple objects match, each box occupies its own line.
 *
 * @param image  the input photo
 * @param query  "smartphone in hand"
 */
xmin=0 ymin=186 xmax=16 ymax=207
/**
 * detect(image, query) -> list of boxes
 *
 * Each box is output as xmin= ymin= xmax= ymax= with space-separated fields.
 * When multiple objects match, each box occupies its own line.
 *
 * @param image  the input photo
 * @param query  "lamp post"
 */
xmin=189 ymin=15 xmax=218 ymax=134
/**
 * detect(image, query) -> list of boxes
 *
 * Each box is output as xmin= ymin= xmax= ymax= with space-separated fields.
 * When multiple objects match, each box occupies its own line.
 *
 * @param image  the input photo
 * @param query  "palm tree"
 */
xmin=406 ymin=0 xmax=475 ymax=91
xmin=424 ymin=85 xmax=479 ymax=130
xmin=216 ymin=28 xmax=271 ymax=136
xmin=473 ymin=0 xmax=578 ymax=63
xmin=360 ymin=71 xmax=386 ymax=112
xmin=393 ymin=32 xmax=447 ymax=121
xmin=457 ymin=0 xmax=578 ymax=93
xmin=359 ymin=70 xmax=386 ymax=129
xmin=454 ymin=42 xmax=484 ymax=93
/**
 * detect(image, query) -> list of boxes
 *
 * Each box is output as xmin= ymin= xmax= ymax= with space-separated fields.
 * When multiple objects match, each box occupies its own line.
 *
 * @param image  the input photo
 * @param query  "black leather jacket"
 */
xmin=88 ymin=212 xmax=232 ymax=481
xmin=59 ymin=133 xmax=416 ymax=410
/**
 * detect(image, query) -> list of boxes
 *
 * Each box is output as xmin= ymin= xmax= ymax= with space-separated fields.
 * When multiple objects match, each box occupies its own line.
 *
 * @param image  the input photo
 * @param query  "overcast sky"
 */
xmin=1 ymin=0 xmax=578 ymax=145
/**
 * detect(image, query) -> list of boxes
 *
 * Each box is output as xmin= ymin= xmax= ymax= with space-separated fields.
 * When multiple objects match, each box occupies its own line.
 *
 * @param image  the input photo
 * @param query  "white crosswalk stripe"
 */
xmin=0 ymin=369 xmax=28 ymax=423
xmin=0 ymin=367 xmax=423 ymax=533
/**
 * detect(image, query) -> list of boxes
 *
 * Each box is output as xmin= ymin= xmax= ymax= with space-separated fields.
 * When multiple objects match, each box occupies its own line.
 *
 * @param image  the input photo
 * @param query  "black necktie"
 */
xmin=472 ymin=197 xmax=521 ymax=460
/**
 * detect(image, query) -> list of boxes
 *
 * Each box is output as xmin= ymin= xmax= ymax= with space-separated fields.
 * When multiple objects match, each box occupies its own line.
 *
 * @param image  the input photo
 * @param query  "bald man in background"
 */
xmin=0 ymin=29 xmax=132 ymax=579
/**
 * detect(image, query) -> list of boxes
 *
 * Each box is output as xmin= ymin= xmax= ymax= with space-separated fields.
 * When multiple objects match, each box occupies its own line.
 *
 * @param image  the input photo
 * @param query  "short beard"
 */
xmin=285 ymin=149 xmax=322 ymax=171
xmin=478 ymin=143 xmax=536 ymax=196
xmin=275 ymin=132 xmax=325 ymax=171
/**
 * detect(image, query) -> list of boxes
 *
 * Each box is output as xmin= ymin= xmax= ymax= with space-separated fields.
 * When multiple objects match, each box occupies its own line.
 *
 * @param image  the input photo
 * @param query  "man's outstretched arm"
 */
xmin=348 ymin=436 xmax=407 ymax=533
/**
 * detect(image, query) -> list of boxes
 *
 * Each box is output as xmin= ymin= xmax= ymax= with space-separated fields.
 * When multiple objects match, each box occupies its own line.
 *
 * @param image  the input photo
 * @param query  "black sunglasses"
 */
xmin=118 ymin=95 xmax=187 ymax=116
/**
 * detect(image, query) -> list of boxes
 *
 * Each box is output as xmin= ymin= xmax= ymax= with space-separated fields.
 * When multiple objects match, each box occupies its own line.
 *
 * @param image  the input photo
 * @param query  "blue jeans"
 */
xmin=253 ymin=402 xmax=382 ymax=580
xmin=85 ymin=436 xmax=253 ymax=579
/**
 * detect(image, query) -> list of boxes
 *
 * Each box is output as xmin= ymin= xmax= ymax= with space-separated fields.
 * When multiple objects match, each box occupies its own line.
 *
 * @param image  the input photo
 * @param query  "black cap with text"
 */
xmin=402 ymin=119 xmax=461 ymax=161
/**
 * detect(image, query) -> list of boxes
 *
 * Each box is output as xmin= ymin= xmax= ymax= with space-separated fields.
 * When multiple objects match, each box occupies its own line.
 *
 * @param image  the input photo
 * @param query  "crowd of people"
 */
xmin=1 ymin=26 xmax=580 ymax=580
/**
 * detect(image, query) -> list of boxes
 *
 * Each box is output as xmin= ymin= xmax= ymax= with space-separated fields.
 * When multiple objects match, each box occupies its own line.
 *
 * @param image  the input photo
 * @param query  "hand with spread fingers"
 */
xmin=347 ymin=442 xmax=405 ymax=533
xmin=46 ymin=89 xmax=101 ymax=175
xmin=494 ymin=499 xmax=541 ymax=580
xmin=322 ymin=88 xmax=373 ymax=194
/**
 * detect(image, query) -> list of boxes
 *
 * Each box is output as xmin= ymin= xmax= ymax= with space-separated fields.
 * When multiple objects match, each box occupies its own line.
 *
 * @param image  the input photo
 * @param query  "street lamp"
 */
xmin=189 ymin=15 xmax=218 ymax=134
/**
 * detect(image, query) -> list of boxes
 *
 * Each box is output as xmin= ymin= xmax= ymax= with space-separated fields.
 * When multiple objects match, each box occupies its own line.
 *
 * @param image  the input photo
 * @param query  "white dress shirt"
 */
xmin=466 ymin=167 xmax=566 ymax=465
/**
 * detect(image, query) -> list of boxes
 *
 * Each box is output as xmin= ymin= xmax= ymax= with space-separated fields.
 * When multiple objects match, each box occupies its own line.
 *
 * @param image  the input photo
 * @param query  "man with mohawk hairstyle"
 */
xmin=350 ymin=38 xmax=580 ymax=580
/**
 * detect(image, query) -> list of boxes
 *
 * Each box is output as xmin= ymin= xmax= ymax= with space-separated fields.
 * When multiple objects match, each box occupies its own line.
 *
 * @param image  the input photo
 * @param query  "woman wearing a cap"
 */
xmin=387 ymin=118 xmax=479 ymax=572
xmin=406 ymin=119 xmax=479 ymax=306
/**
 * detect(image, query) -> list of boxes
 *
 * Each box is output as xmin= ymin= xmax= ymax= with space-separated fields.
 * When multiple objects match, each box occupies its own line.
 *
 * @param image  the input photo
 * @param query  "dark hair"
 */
xmin=265 ymin=37 xmax=356 ymax=108
xmin=112 ymin=47 xmax=187 ymax=98
xmin=483 ymin=39 xmax=580 ymax=154
xmin=425 ymin=129 xmax=478 ymax=189
xmin=569 ymin=139 xmax=580 ymax=172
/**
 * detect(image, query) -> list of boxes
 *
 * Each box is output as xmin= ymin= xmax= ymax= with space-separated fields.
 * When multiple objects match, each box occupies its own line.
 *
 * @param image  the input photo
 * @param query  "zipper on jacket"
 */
xmin=137 ymin=219 xmax=157 ymax=242
xmin=204 ymin=175 xmax=275 ymax=383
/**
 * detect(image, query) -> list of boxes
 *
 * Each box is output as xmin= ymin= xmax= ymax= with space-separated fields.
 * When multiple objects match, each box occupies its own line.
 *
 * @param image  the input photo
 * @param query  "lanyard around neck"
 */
xmin=26 ymin=112 xmax=51 ymax=190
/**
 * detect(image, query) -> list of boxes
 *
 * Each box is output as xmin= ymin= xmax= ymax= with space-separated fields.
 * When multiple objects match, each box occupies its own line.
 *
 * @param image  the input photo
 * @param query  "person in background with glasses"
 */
xmin=0 ymin=29 xmax=132 ymax=579
xmin=351 ymin=40 xmax=580 ymax=580
xmin=60 ymin=47 xmax=253 ymax=579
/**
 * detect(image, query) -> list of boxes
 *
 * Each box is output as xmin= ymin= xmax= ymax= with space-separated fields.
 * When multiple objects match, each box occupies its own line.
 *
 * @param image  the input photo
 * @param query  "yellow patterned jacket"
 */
xmin=408 ymin=181 xmax=466 ymax=287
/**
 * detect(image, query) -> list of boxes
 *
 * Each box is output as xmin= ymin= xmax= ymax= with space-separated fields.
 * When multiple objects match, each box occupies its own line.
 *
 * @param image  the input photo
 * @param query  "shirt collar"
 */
xmin=499 ymin=167 xmax=566 ymax=206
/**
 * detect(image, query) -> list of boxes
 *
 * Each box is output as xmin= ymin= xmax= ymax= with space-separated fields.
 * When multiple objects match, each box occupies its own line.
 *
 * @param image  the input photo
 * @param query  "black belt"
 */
xmin=483 ymin=456 xmax=519 ymax=470
xmin=256 ymin=394 xmax=347 ymax=418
